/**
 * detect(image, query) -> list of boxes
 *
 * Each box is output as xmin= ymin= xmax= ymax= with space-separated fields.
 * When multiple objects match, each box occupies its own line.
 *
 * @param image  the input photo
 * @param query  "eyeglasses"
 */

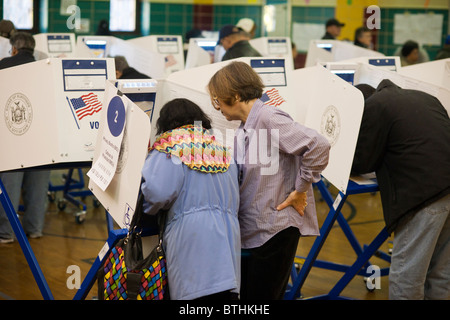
xmin=211 ymin=97 xmax=220 ymax=110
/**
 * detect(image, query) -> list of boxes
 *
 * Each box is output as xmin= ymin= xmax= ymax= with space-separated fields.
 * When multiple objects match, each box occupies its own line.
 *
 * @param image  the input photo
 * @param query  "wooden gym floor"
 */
xmin=0 ymin=169 xmax=390 ymax=300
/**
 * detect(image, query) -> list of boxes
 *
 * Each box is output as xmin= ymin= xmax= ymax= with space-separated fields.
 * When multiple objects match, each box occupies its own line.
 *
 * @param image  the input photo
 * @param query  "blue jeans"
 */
xmin=389 ymin=194 xmax=450 ymax=300
xmin=0 ymin=170 xmax=51 ymax=238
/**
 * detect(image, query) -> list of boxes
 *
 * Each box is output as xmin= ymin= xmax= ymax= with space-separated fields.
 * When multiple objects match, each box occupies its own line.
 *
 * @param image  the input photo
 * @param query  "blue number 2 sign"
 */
xmin=107 ymin=96 xmax=126 ymax=137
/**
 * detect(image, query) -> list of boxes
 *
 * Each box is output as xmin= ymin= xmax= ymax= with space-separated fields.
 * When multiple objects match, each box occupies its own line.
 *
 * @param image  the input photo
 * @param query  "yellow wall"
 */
xmin=335 ymin=0 xmax=379 ymax=41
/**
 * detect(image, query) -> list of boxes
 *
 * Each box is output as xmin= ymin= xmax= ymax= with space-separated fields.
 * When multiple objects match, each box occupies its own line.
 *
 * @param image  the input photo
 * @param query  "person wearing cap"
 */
xmin=236 ymin=18 xmax=256 ymax=39
xmin=435 ymin=35 xmax=450 ymax=60
xmin=217 ymin=24 xmax=262 ymax=61
xmin=322 ymin=18 xmax=345 ymax=40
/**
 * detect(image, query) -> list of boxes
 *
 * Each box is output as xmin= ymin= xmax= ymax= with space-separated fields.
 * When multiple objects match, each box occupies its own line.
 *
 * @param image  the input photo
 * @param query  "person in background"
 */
xmin=207 ymin=61 xmax=330 ymax=299
xmin=183 ymin=28 xmax=203 ymax=60
xmin=353 ymin=81 xmax=450 ymax=300
xmin=399 ymin=40 xmax=420 ymax=66
xmin=141 ymin=98 xmax=241 ymax=300
xmin=217 ymin=25 xmax=262 ymax=61
xmin=0 ymin=31 xmax=36 ymax=69
xmin=292 ymin=42 xmax=299 ymax=69
xmin=0 ymin=32 xmax=50 ymax=243
xmin=114 ymin=55 xmax=151 ymax=79
xmin=0 ymin=19 xmax=16 ymax=39
xmin=354 ymin=26 xmax=373 ymax=49
xmin=96 ymin=19 xmax=111 ymax=36
xmin=236 ymin=18 xmax=256 ymax=39
xmin=322 ymin=18 xmax=345 ymax=40
xmin=435 ymin=35 xmax=450 ymax=60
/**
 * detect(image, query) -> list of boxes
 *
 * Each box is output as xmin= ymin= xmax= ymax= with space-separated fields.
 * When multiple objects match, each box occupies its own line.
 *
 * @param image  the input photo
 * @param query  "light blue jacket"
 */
xmin=141 ymin=150 xmax=241 ymax=300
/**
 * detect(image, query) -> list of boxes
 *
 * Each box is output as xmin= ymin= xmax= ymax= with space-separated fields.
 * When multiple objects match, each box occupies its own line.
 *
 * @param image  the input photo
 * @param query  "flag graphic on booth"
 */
xmin=261 ymin=88 xmax=286 ymax=107
xmin=70 ymin=93 xmax=102 ymax=121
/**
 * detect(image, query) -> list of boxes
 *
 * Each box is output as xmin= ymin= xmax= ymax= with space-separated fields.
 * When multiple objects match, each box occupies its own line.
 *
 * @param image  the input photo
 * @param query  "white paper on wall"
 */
xmin=394 ymin=13 xmax=444 ymax=46
xmin=292 ymin=22 xmax=325 ymax=52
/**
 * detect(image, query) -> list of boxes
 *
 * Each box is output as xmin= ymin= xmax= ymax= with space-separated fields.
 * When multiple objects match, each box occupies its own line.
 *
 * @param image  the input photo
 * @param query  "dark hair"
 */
xmin=401 ymin=40 xmax=419 ymax=57
xmin=156 ymin=98 xmax=212 ymax=134
xmin=354 ymin=27 xmax=370 ymax=42
xmin=355 ymin=83 xmax=376 ymax=100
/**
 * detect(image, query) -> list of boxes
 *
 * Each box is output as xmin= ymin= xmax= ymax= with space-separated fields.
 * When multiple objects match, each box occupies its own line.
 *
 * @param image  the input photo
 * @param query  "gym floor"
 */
xmin=0 ymin=169 xmax=390 ymax=300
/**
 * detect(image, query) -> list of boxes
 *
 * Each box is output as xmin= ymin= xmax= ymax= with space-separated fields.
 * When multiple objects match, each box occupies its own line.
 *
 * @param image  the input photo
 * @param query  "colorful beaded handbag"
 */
xmin=97 ymin=195 xmax=169 ymax=300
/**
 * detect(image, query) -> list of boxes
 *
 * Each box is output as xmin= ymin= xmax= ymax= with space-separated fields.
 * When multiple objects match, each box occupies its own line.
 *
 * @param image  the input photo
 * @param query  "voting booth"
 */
xmin=288 ymin=65 xmax=364 ymax=194
xmin=305 ymin=39 xmax=384 ymax=68
xmin=0 ymin=58 xmax=115 ymax=171
xmin=354 ymin=62 xmax=450 ymax=116
xmin=127 ymin=35 xmax=185 ymax=76
xmin=87 ymin=79 xmax=154 ymax=229
xmin=285 ymin=65 xmax=392 ymax=300
xmin=71 ymin=79 xmax=155 ymax=299
xmin=76 ymin=35 xmax=165 ymax=79
xmin=0 ymin=57 xmax=115 ymax=299
xmin=185 ymin=38 xmax=216 ymax=69
xmin=250 ymin=37 xmax=294 ymax=71
xmin=398 ymin=58 xmax=450 ymax=91
xmin=33 ymin=33 xmax=77 ymax=59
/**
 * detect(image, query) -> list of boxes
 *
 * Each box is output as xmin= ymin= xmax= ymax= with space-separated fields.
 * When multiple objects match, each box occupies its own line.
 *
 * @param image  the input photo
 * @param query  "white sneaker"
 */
xmin=0 ymin=237 xmax=14 ymax=244
xmin=28 ymin=232 xmax=43 ymax=239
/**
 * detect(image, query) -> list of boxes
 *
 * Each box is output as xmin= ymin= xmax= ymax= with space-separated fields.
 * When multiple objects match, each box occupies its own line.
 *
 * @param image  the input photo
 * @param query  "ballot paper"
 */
xmin=87 ymin=94 xmax=127 ymax=191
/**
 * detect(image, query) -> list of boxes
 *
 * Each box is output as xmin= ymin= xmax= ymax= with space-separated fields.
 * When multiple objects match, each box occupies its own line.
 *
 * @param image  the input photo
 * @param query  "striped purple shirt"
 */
xmin=235 ymin=99 xmax=330 ymax=249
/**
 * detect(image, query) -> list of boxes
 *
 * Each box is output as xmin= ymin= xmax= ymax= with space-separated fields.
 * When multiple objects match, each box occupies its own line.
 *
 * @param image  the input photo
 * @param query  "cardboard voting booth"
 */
xmin=287 ymin=65 xmax=365 ymax=193
xmin=152 ymin=57 xmax=290 ymax=147
xmin=33 ymin=33 xmax=77 ymax=59
xmin=305 ymin=39 xmax=384 ymax=68
xmin=398 ymin=58 xmax=450 ymax=91
xmin=185 ymin=38 xmax=216 ymax=69
xmin=0 ymin=58 xmax=115 ymax=172
xmin=76 ymin=35 xmax=165 ymax=79
xmin=250 ymin=37 xmax=294 ymax=70
xmin=339 ymin=56 xmax=401 ymax=72
xmin=88 ymin=80 xmax=154 ymax=229
xmin=354 ymin=62 xmax=450 ymax=116
xmin=127 ymin=35 xmax=185 ymax=76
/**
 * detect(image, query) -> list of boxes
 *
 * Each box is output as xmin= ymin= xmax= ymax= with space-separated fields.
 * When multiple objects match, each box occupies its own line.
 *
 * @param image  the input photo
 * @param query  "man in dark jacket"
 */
xmin=217 ymin=25 xmax=261 ymax=61
xmin=353 ymin=80 xmax=450 ymax=300
xmin=322 ymin=18 xmax=345 ymax=40
xmin=0 ymin=31 xmax=35 ymax=69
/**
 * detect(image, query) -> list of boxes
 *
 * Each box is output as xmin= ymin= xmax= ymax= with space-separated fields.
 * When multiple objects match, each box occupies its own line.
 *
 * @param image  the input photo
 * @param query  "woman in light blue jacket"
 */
xmin=141 ymin=98 xmax=240 ymax=300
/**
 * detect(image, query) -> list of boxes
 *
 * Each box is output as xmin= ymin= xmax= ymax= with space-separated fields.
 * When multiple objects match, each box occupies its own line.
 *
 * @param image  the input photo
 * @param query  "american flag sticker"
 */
xmin=261 ymin=88 xmax=286 ymax=107
xmin=70 ymin=92 xmax=102 ymax=121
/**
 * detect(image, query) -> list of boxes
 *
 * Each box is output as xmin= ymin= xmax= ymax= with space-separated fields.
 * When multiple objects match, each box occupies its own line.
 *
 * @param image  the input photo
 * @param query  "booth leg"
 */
xmin=0 ymin=179 xmax=54 ymax=300
xmin=327 ymin=227 xmax=389 ymax=298
xmin=285 ymin=190 xmax=348 ymax=300
xmin=73 ymin=211 xmax=127 ymax=300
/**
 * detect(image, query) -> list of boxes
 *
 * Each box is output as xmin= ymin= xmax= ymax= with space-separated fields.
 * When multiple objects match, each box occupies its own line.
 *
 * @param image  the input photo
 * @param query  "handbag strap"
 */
xmin=129 ymin=191 xmax=167 ymax=244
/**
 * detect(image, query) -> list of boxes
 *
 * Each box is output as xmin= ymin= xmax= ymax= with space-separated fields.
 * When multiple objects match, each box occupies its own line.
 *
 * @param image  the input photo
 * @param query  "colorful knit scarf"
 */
xmin=151 ymin=125 xmax=231 ymax=173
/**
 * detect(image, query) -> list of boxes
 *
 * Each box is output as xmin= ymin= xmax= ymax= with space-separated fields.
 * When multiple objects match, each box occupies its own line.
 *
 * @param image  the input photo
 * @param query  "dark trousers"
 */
xmin=240 ymin=227 xmax=300 ymax=300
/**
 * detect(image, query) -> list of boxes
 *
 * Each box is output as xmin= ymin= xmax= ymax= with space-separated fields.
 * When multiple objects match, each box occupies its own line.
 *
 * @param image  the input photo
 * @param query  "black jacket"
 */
xmin=120 ymin=67 xmax=151 ymax=79
xmin=321 ymin=32 xmax=335 ymax=40
xmin=222 ymin=40 xmax=262 ymax=61
xmin=0 ymin=49 xmax=35 ymax=70
xmin=352 ymin=79 xmax=450 ymax=233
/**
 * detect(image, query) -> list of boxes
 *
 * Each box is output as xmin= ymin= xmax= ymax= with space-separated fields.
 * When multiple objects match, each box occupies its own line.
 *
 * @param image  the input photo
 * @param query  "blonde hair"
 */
xmin=207 ymin=61 xmax=264 ymax=106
